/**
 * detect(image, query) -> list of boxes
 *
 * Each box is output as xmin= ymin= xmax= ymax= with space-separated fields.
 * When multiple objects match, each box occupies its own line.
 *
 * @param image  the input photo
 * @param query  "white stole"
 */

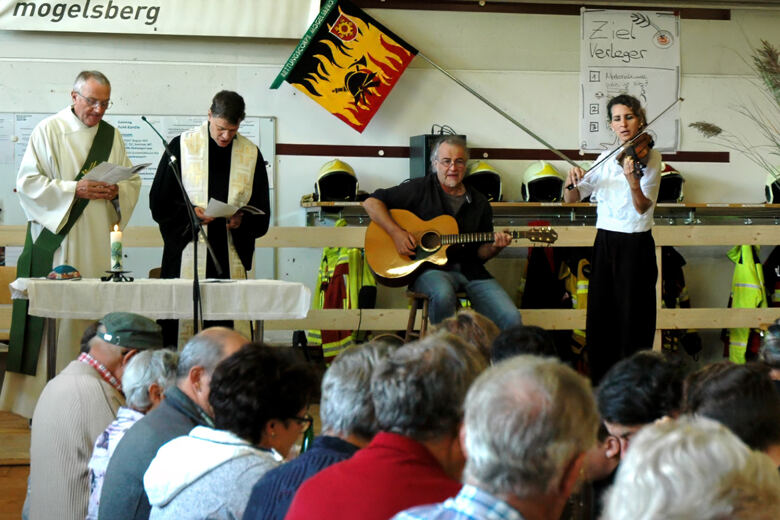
xmin=178 ymin=121 xmax=257 ymax=342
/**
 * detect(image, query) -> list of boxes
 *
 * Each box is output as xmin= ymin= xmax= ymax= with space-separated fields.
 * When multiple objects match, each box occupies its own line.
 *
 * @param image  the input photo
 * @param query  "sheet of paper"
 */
xmin=203 ymin=198 xmax=237 ymax=218
xmin=203 ymin=198 xmax=265 ymax=218
xmin=82 ymin=161 xmax=151 ymax=184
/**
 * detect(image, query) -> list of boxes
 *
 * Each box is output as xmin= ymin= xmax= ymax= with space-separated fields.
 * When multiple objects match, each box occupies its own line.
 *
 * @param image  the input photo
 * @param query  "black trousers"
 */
xmin=587 ymin=229 xmax=657 ymax=385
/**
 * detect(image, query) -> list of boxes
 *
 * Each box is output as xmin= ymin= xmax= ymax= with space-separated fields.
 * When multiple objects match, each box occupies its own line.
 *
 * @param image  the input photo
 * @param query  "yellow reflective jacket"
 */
xmin=307 ymin=219 xmax=376 ymax=362
xmin=726 ymin=245 xmax=767 ymax=364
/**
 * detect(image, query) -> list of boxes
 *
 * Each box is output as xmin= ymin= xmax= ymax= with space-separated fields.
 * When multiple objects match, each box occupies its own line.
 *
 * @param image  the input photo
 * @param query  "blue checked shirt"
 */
xmin=392 ymin=484 xmax=525 ymax=520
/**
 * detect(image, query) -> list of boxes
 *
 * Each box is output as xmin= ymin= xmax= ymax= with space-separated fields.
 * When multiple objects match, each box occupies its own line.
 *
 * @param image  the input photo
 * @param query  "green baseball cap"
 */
xmin=96 ymin=312 xmax=163 ymax=350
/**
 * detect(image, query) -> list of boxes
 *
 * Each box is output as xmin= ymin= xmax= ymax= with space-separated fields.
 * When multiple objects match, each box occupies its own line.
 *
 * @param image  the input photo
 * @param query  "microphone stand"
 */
xmin=142 ymin=116 xmax=224 ymax=334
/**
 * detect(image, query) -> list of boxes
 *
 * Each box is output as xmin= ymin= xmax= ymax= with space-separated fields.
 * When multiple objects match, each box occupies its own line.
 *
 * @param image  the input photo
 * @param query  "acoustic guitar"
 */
xmin=365 ymin=209 xmax=558 ymax=284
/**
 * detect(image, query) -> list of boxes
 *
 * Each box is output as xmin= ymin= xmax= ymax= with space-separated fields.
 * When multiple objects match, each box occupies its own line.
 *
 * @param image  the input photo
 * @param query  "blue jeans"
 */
xmin=412 ymin=269 xmax=522 ymax=330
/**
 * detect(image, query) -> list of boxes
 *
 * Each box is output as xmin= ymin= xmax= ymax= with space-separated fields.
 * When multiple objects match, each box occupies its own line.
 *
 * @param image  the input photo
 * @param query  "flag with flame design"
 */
xmin=271 ymin=0 xmax=417 ymax=132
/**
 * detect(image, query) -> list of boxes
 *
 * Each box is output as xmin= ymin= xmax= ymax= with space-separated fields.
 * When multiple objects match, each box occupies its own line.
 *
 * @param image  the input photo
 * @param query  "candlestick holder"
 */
xmin=101 ymin=270 xmax=134 ymax=282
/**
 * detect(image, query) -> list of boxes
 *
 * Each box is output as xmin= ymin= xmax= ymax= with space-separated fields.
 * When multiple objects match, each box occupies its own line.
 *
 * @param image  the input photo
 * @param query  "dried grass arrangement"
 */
xmin=690 ymin=39 xmax=780 ymax=181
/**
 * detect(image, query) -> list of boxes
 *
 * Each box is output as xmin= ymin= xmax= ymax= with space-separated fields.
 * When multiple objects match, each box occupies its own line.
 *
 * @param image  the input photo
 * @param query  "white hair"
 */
xmin=463 ymin=355 xmax=598 ymax=499
xmin=602 ymin=415 xmax=780 ymax=520
xmin=177 ymin=328 xmax=239 ymax=379
xmin=73 ymin=70 xmax=110 ymax=92
xmin=320 ymin=341 xmax=393 ymax=438
xmin=122 ymin=349 xmax=178 ymax=412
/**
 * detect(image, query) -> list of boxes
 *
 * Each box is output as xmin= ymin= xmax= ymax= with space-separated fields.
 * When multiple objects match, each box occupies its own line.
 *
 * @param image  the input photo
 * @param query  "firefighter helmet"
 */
xmin=522 ymin=161 xmax=564 ymax=202
xmin=657 ymin=162 xmax=685 ymax=203
xmin=315 ymin=159 xmax=358 ymax=202
xmin=766 ymin=172 xmax=780 ymax=203
xmin=463 ymin=160 xmax=503 ymax=202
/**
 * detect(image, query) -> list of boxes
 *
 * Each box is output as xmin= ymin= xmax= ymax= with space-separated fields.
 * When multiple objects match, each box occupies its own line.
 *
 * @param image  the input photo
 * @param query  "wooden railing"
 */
xmin=2 ymin=223 xmax=778 ymax=346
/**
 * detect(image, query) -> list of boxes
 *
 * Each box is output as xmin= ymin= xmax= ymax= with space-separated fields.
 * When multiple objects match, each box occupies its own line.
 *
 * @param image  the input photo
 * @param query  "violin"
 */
xmin=616 ymin=132 xmax=655 ymax=178
xmin=565 ymin=98 xmax=682 ymax=191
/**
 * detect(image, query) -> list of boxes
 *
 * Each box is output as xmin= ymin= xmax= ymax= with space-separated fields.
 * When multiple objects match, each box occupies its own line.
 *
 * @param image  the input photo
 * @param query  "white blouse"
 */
xmin=577 ymin=147 xmax=662 ymax=233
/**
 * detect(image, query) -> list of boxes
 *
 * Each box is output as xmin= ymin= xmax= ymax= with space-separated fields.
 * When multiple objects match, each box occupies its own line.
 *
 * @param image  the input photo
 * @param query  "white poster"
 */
xmin=0 ymin=0 xmax=319 ymax=38
xmin=13 ymin=113 xmax=47 ymax=174
xmin=580 ymin=8 xmax=681 ymax=152
xmin=0 ymin=114 xmax=14 ymax=168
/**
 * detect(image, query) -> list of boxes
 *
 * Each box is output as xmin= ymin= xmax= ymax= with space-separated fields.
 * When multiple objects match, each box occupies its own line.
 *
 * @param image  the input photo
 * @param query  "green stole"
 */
xmin=7 ymin=120 xmax=115 ymax=375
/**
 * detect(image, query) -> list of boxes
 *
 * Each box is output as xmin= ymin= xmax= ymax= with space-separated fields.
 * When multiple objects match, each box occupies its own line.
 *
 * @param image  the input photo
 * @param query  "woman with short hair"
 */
xmin=143 ymin=344 xmax=319 ymax=519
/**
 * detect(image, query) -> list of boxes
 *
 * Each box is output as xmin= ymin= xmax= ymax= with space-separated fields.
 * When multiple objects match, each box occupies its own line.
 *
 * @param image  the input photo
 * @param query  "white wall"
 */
xmin=0 ymin=7 xmax=777 ymax=349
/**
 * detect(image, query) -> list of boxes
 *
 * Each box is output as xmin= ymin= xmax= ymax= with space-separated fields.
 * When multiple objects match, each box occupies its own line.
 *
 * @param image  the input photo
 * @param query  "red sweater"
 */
xmin=284 ymin=432 xmax=460 ymax=520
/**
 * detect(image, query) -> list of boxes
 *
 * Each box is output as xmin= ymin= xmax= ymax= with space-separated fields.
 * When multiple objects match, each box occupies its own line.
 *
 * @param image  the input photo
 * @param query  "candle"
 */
xmin=110 ymin=225 xmax=123 ymax=271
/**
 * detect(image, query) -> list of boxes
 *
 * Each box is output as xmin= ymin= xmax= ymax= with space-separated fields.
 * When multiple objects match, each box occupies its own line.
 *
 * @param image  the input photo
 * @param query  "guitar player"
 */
xmin=363 ymin=136 xmax=522 ymax=330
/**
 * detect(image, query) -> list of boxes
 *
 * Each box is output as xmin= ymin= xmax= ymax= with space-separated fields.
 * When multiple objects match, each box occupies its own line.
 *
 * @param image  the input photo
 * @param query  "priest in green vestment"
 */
xmin=1 ymin=71 xmax=141 ymax=418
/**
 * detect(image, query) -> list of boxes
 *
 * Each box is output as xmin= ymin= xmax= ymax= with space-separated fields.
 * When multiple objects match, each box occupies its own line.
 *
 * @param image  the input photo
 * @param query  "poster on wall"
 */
xmin=3 ymin=114 xmax=272 ymax=188
xmin=0 ymin=0 xmax=319 ymax=38
xmin=580 ymin=8 xmax=681 ymax=152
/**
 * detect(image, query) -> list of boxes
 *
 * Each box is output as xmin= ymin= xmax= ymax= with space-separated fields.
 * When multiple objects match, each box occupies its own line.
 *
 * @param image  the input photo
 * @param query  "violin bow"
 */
xmin=566 ymin=97 xmax=684 ymax=190
xmin=417 ymin=52 xmax=582 ymax=171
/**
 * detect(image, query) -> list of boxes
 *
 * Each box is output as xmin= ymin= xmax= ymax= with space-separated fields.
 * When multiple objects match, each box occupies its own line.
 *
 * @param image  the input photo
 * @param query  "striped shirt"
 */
xmin=393 ymin=484 xmax=525 ymax=520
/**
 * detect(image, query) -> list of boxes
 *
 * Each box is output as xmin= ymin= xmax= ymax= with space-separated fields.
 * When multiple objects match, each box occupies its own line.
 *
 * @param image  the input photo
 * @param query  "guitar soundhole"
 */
xmin=419 ymin=231 xmax=442 ymax=253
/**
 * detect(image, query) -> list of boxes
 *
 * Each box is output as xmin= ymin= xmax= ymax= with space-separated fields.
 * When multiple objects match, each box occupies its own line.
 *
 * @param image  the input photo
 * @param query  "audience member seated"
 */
xmin=601 ymin=416 xmax=780 ymax=520
xmin=28 ymin=312 xmax=163 ymax=520
xmin=285 ymin=333 xmax=488 ymax=520
xmin=394 ymin=355 xmax=599 ymax=520
xmin=597 ymin=351 xmax=682 ymax=459
xmin=143 ymin=344 xmax=318 ymax=519
xmin=683 ymin=361 xmax=780 ymax=466
xmin=86 ymin=349 xmax=178 ymax=520
xmin=79 ymin=320 xmax=100 ymax=353
xmin=490 ymin=324 xmax=557 ymax=364
xmin=245 ymin=340 xmax=393 ymax=520
xmin=760 ymin=318 xmax=780 ymax=393
xmin=562 ymin=422 xmax=620 ymax=520
xmin=99 ymin=327 xmax=246 ymax=520
xmin=432 ymin=309 xmax=499 ymax=362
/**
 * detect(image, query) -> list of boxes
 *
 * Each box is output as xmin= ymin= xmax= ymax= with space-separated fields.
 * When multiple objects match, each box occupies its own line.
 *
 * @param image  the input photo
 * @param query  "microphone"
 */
xmin=140 ymin=115 xmax=224 ymax=327
xmin=141 ymin=116 xmax=176 ymax=164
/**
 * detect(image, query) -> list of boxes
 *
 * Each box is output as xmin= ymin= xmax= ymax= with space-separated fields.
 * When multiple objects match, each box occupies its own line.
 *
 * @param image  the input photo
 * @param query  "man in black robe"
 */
xmin=150 ymin=91 xmax=270 ymax=345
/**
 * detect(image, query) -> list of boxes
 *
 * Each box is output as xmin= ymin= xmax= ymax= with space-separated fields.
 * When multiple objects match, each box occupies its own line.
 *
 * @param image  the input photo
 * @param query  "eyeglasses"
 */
xmin=74 ymin=91 xmax=113 ymax=110
xmin=288 ymin=413 xmax=314 ymax=431
xmin=437 ymin=158 xmax=467 ymax=169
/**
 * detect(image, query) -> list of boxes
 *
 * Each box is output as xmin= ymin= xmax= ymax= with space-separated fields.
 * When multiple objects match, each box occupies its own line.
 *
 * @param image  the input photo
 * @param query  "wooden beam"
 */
xmin=263 ymin=308 xmax=587 ymax=331
xmin=656 ymin=307 xmax=780 ymax=329
xmin=2 ymin=225 xmax=779 ymax=250
xmin=0 ymin=226 xmax=26 ymax=247
xmin=352 ymin=1 xmax=732 ymax=20
xmin=652 ymin=225 xmax=780 ymax=246
xmin=262 ymin=307 xmax=779 ymax=332
xmin=276 ymin=143 xmax=730 ymax=163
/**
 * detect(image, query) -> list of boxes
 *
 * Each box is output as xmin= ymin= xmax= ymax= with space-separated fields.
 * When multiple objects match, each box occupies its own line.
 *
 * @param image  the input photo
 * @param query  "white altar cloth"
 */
xmin=11 ymin=277 xmax=311 ymax=321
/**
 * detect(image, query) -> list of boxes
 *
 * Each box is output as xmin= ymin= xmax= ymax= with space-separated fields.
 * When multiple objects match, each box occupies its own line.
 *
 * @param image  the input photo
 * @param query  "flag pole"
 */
xmin=416 ymin=52 xmax=581 ymax=170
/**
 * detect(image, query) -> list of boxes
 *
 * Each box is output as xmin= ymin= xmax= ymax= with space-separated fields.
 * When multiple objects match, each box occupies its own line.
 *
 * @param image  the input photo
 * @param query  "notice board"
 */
xmin=580 ymin=8 xmax=681 ymax=152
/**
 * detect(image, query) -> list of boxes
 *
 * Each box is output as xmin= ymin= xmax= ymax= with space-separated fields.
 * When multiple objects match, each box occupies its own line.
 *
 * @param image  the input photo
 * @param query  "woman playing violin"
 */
xmin=564 ymin=94 xmax=662 ymax=384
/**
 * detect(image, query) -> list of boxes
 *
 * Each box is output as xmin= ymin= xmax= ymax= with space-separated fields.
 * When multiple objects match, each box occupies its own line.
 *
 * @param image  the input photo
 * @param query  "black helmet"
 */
xmin=522 ymin=161 xmax=564 ymax=202
xmin=315 ymin=159 xmax=358 ymax=202
xmin=657 ymin=162 xmax=684 ymax=203
xmin=463 ymin=161 xmax=502 ymax=202
xmin=765 ymin=172 xmax=780 ymax=203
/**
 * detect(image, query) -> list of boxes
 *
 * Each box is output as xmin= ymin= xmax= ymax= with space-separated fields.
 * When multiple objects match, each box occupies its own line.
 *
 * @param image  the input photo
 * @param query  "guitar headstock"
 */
xmin=527 ymin=226 xmax=558 ymax=244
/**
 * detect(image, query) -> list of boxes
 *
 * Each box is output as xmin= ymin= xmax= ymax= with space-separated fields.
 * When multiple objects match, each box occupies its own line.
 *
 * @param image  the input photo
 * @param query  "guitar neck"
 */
xmin=442 ymin=230 xmax=530 ymax=245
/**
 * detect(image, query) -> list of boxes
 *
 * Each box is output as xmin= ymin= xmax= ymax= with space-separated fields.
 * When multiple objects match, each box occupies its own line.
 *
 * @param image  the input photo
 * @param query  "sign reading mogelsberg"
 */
xmin=0 ymin=0 xmax=319 ymax=38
